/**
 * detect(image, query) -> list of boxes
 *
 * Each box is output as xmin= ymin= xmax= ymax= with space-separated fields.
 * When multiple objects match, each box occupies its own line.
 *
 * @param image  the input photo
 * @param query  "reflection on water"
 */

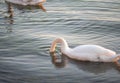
xmin=50 ymin=52 xmax=120 ymax=75
xmin=5 ymin=18 xmax=13 ymax=32
xmin=70 ymin=60 xmax=120 ymax=74
xmin=0 ymin=0 xmax=120 ymax=83
xmin=50 ymin=52 xmax=67 ymax=68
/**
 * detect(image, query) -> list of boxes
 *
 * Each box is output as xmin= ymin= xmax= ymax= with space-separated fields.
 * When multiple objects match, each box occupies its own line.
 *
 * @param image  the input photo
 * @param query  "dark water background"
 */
xmin=0 ymin=0 xmax=120 ymax=83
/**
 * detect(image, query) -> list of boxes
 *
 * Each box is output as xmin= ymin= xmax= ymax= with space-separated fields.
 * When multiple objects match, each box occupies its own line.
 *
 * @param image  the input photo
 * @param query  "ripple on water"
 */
xmin=0 ymin=0 xmax=120 ymax=83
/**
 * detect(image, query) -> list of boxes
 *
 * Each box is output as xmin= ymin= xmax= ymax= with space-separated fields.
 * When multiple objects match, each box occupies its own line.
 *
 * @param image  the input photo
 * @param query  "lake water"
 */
xmin=0 ymin=0 xmax=120 ymax=83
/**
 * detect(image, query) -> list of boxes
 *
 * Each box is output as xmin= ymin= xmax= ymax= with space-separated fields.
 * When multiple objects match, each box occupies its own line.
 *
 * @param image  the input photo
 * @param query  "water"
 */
xmin=0 ymin=0 xmax=120 ymax=83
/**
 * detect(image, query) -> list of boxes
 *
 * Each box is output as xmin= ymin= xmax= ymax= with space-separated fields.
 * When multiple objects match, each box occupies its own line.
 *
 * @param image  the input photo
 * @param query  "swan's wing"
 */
xmin=70 ymin=45 xmax=116 ymax=62
xmin=68 ymin=52 xmax=100 ymax=62
xmin=69 ymin=51 xmax=117 ymax=62
xmin=73 ymin=45 xmax=116 ymax=56
xmin=6 ymin=0 xmax=45 ymax=5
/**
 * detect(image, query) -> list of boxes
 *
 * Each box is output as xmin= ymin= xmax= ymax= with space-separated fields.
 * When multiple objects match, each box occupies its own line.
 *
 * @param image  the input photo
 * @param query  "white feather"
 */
xmin=50 ymin=38 xmax=118 ymax=62
xmin=5 ymin=0 xmax=45 ymax=5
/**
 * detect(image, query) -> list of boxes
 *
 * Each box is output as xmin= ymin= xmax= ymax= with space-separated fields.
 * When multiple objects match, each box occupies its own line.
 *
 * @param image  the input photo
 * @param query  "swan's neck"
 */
xmin=50 ymin=38 xmax=70 ymax=53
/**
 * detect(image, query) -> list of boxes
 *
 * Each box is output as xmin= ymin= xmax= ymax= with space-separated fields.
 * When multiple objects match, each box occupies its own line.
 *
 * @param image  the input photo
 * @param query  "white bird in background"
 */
xmin=50 ymin=37 xmax=120 ymax=63
xmin=5 ymin=0 xmax=46 ymax=17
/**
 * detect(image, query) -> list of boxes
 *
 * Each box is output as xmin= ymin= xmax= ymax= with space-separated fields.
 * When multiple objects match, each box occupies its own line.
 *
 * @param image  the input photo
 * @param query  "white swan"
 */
xmin=5 ymin=0 xmax=46 ymax=6
xmin=5 ymin=0 xmax=46 ymax=17
xmin=50 ymin=37 xmax=120 ymax=63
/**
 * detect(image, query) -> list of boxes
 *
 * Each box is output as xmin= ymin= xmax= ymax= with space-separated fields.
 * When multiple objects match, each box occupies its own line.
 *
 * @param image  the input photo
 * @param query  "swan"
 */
xmin=5 ymin=0 xmax=46 ymax=6
xmin=5 ymin=0 xmax=46 ymax=17
xmin=50 ymin=37 xmax=120 ymax=63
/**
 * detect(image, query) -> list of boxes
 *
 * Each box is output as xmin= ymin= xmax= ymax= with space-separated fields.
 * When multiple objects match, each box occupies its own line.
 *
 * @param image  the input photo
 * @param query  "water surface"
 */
xmin=0 ymin=0 xmax=120 ymax=83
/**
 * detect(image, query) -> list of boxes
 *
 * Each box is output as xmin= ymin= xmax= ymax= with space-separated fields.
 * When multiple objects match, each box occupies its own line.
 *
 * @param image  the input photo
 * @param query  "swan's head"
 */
xmin=50 ymin=37 xmax=68 ymax=53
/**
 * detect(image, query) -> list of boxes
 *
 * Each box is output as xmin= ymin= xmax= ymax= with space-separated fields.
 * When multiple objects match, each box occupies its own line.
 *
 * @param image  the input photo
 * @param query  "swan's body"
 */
xmin=50 ymin=38 xmax=120 ymax=62
xmin=5 ymin=0 xmax=46 ymax=17
xmin=5 ymin=0 xmax=46 ymax=6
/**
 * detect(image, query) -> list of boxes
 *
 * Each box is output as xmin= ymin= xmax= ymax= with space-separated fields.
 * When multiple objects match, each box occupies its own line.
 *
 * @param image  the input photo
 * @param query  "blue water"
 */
xmin=0 ymin=0 xmax=120 ymax=83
